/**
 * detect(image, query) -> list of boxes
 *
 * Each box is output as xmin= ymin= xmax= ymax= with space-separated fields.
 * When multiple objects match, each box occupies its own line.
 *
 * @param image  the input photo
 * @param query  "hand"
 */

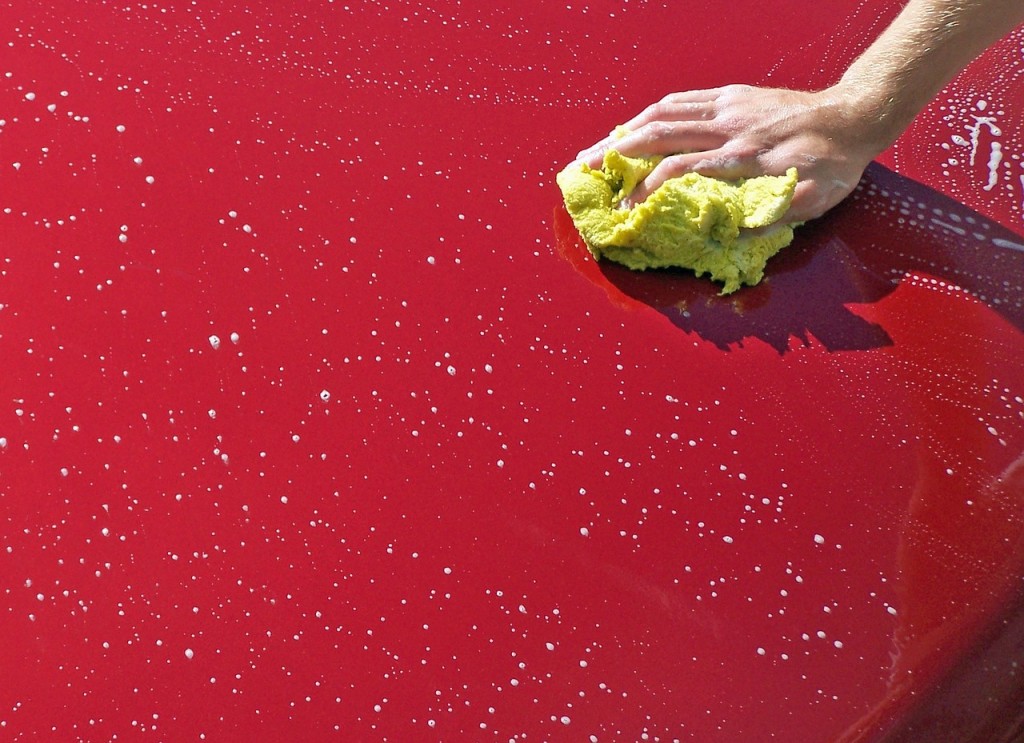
xmin=574 ymin=84 xmax=886 ymax=223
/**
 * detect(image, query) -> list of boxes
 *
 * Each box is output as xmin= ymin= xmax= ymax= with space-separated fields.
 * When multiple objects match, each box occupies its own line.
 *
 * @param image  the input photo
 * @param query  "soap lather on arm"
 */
xmin=574 ymin=0 xmax=1024 ymax=225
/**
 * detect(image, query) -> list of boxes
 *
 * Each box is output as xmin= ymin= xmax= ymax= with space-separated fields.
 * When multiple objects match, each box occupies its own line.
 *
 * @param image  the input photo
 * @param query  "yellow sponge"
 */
xmin=557 ymin=150 xmax=798 ymax=294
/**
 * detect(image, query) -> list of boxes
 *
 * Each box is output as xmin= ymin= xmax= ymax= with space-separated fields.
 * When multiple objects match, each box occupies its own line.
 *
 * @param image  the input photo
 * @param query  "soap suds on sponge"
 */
xmin=556 ymin=149 xmax=798 ymax=294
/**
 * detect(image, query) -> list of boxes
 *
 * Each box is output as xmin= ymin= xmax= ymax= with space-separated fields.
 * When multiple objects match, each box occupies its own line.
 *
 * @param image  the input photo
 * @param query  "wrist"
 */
xmin=824 ymin=78 xmax=909 ymax=160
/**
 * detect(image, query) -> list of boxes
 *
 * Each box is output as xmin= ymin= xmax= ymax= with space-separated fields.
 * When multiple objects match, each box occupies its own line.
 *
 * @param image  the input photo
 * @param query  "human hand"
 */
xmin=574 ymin=84 xmax=887 ymax=223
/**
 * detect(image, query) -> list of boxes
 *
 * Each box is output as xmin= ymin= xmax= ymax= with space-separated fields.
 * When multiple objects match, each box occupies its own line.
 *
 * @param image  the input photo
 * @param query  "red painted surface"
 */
xmin=1 ymin=1 xmax=1023 ymax=741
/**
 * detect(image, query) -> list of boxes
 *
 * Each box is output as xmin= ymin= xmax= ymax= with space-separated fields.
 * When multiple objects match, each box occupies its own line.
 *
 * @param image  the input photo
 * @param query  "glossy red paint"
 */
xmin=1 ymin=2 xmax=1023 ymax=741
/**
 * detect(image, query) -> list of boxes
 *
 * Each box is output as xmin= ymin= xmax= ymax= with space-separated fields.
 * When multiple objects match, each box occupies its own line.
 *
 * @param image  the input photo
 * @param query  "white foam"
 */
xmin=992 ymin=237 xmax=1024 ymax=252
xmin=967 ymin=115 xmax=1001 ymax=167
xmin=983 ymin=141 xmax=1002 ymax=192
xmin=932 ymin=218 xmax=967 ymax=236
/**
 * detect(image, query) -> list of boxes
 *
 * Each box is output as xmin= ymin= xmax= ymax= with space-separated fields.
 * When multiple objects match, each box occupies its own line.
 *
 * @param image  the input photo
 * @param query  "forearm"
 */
xmin=834 ymin=0 xmax=1024 ymax=154
xmin=572 ymin=0 xmax=1024 ymax=222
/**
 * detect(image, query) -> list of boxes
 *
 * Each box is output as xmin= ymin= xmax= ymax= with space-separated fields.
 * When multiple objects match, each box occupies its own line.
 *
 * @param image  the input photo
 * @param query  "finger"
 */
xmin=582 ymin=120 xmax=727 ymax=166
xmin=575 ymin=90 xmax=723 ymax=165
xmin=782 ymin=181 xmax=822 ymax=223
xmin=575 ymin=123 xmax=666 ymax=166
xmin=740 ymin=222 xmax=790 ymax=238
xmin=619 ymin=91 xmax=720 ymax=131
xmin=662 ymin=88 xmax=723 ymax=104
xmin=686 ymin=151 xmax=764 ymax=180
xmin=624 ymin=150 xmax=764 ymax=206
xmin=782 ymin=178 xmax=856 ymax=223
xmin=622 ymin=154 xmax=700 ymax=206
xmin=575 ymin=137 xmax=618 ymax=168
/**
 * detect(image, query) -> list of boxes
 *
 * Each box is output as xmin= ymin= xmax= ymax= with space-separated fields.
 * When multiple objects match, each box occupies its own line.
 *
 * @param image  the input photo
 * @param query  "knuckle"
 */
xmin=713 ymin=84 xmax=754 ymax=113
xmin=714 ymin=111 xmax=746 ymax=135
xmin=727 ymin=141 xmax=765 ymax=161
xmin=662 ymin=153 xmax=691 ymax=173
xmin=721 ymin=83 xmax=752 ymax=96
xmin=647 ymin=100 xmax=673 ymax=120
xmin=643 ymin=120 xmax=675 ymax=141
xmin=682 ymin=101 xmax=712 ymax=119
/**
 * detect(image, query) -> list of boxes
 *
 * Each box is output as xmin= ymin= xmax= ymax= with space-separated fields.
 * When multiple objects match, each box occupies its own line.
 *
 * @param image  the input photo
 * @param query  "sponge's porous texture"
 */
xmin=557 ymin=150 xmax=798 ymax=294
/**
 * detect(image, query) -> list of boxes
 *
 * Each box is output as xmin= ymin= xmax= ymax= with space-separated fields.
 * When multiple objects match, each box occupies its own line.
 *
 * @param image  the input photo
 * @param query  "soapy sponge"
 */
xmin=556 ymin=150 xmax=798 ymax=294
